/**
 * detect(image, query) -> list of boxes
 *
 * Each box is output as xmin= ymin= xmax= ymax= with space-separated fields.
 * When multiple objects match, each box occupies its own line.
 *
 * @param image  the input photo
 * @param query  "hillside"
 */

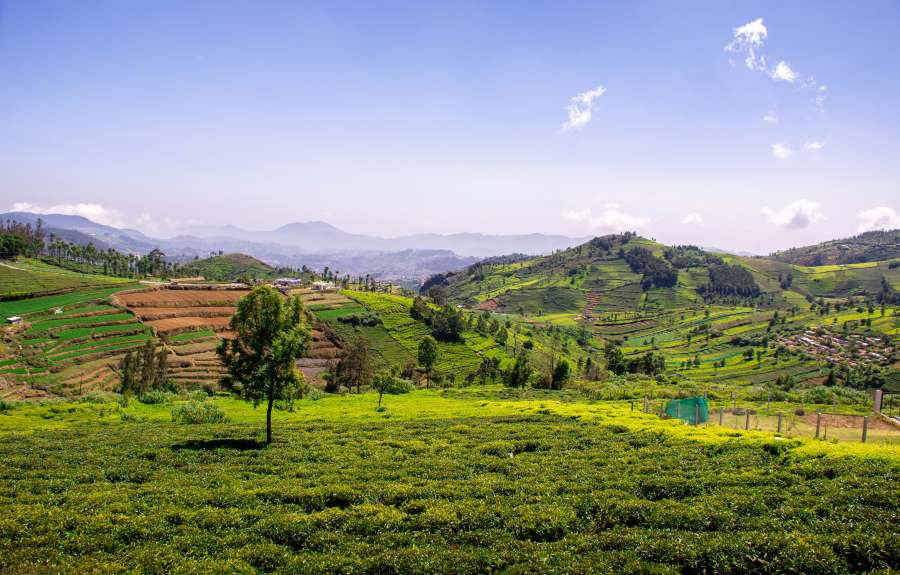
xmin=0 ymin=257 xmax=130 ymax=299
xmin=178 ymin=253 xmax=277 ymax=281
xmin=771 ymin=228 xmax=900 ymax=266
xmin=434 ymin=233 xmax=900 ymax=390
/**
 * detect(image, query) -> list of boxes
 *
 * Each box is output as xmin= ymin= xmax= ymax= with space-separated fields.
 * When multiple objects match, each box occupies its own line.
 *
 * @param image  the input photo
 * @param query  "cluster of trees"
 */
xmin=700 ymin=263 xmax=760 ymax=298
xmin=663 ymin=245 xmax=723 ymax=269
xmin=119 ymin=341 xmax=168 ymax=398
xmin=604 ymin=341 xmax=666 ymax=376
xmin=411 ymin=296 xmax=465 ymax=341
xmin=337 ymin=312 xmax=381 ymax=327
xmin=48 ymin=239 xmax=173 ymax=278
xmin=622 ymin=247 xmax=678 ymax=290
xmin=0 ymin=218 xmax=45 ymax=259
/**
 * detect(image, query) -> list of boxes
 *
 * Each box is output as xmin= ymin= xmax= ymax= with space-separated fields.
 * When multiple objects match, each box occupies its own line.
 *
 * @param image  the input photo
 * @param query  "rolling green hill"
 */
xmin=178 ymin=253 xmax=277 ymax=281
xmin=771 ymin=228 xmax=900 ymax=266
xmin=434 ymin=233 xmax=900 ymax=390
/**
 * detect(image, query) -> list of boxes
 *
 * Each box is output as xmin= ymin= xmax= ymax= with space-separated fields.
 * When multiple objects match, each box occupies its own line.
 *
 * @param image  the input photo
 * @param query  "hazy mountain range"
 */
xmin=1 ymin=211 xmax=590 ymax=281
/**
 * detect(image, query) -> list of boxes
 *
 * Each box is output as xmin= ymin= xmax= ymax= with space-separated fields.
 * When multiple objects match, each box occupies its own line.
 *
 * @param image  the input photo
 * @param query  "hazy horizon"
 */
xmin=2 ymin=1 xmax=899 ymax=254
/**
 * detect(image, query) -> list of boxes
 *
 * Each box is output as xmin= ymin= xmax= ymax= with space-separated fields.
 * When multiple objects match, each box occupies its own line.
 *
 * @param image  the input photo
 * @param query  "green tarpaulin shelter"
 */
xmin=665 ymin=397 xmax=708 ymax=425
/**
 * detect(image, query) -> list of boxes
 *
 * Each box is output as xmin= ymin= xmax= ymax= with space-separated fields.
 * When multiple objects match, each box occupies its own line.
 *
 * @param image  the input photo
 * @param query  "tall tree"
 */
xmin=417 ymin=336 xmax=439 ymax=388
xmin=218 ymin=286 xmax=310 ymax=444
xmin=333 ymin=337 xmax=374 ymax=393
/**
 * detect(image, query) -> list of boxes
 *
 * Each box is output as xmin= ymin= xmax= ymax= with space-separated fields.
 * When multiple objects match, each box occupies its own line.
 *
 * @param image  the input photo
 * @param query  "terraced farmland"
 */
xmin=344 ymin=290 xmax=506 ymax=377
xmin=0 ymin=284 xmax=148 ymax=398
xmin=114 ymin=287 xmax=250 ymax=389
xmin=0 ymin=258 xmax=129 ymax=298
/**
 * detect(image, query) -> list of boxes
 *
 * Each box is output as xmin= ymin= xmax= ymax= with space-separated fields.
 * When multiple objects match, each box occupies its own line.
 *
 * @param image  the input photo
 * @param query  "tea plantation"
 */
xmin=0 ymin=389 xmax=897 ymax=574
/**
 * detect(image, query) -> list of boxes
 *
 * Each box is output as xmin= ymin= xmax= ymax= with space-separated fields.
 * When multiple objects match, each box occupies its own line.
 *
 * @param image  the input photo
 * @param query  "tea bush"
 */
xmin=170 ymin=399 xmax=228 ymax=424
xmin=0 ymin=412 xmax=896 ymax=573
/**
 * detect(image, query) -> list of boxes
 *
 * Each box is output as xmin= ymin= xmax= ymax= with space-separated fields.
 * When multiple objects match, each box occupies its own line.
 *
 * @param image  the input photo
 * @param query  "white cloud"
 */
xmin=769 ymin=61 xmax=798 ymax=82
xmin=681 ymin=213 xmax=704 ymax=226
xmin=7 ymin=201 xmax=185 ymax=237
xmin=856 ymin=206 xmax=900 ymax=233
xmin=771 ymin=142 xmax=794 ymax=159
xmin=561 ymin=85 xmax=606 ymax=132
xmin=10 ymin=201 xmax=127 ymax=228
xmin=761 ymin=199 xmax=825 ymax=229
xmin=562 ymin=208 xmax=591 ymax=222
xmin=562 ymin=204 xmax=649 ymax=232
xmin=762 ymin=110 xmax=779 ymax=124
xmin=804 ymin=140 xmax=825 ymax=151
xmin=725 ymin=18 xmax=768 ymax=70
xmin=814 ymin=85 xmax=827 ymax=109
xmin=725 ymin=20 xmax=826 ymax=111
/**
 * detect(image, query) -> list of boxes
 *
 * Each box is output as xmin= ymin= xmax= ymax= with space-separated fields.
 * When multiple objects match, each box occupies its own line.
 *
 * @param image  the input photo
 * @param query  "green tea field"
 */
xmin=0 ymin=388 xmax=898 ymax=574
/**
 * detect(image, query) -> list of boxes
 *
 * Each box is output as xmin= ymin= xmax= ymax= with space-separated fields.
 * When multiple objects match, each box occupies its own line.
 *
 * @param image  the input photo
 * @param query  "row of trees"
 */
xmin=119 ymin=340 xmax=168 ymax=398
xmin=0 ymin=218 xmax=45 ymax=259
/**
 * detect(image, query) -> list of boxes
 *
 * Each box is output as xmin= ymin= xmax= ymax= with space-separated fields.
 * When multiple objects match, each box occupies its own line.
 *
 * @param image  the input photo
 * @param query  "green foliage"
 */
xmin=179 ymin=253 xmax=278 ymax=282
xmin=217 ymin=286 xmax=311 ymax=443
xmin=336 ymin=311 xmax=381 ymax=327
xmin=170 ymin=399 xmax=229 ymax=423
xmin=623 ymin=247 xmax=678 ymax=290
xmin=702 ymin=263 xmax=761 ymax=298
xmin=0 ymin=407 xmax=896 ymax=573
xmin=417 ymin=336 xmax=439 ymax=379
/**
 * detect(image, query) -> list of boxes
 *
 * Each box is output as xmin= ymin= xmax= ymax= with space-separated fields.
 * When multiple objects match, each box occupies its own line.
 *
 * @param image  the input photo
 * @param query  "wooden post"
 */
xmin=695 ymin=403 xmax=700 ymax=426
xmin=744 ymin=409 xmax=750 ymax=430
xmin=815 ymin=412 xmax=822 ymax=439
xmin=630 ymin=401 xmax=634 ymax=412
xmin=777 ymin=412 xmax=783 ymax=434
xmin=732 ymin=393 xmax=736 ymax=412
xmin=643 ymin=397 xmax=649 ymax=413
xmin=862 ymin=416 xmax=868 ymax=443
xmin=719 ymin=407 xmax=724 ymax=426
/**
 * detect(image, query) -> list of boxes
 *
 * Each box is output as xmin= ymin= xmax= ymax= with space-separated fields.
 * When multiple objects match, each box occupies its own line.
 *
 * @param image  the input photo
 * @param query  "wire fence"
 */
xmin=641 ymin=398 xmax=900 ymax=445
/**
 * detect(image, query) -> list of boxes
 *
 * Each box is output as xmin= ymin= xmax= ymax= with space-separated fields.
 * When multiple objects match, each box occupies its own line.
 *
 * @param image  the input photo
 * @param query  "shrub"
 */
xmin=171 ymin=400 xmax=228 ymax=424
xmin=137 ymin=390 xmax=174 ymax=405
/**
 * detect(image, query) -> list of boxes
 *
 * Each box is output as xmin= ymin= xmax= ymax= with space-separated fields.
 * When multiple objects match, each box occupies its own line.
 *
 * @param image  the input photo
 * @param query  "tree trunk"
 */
xmin=378 ymin=391 xmax=383 ymax=408
xmin=266 ymin=389 xmax=274 ymax=445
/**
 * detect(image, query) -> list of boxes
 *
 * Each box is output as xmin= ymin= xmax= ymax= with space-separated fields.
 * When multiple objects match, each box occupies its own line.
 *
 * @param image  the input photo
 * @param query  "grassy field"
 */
xmin=0 ymin=258 xmax=130 ymax=299
xmin=0 ymin=388 xmax=897 ymax=574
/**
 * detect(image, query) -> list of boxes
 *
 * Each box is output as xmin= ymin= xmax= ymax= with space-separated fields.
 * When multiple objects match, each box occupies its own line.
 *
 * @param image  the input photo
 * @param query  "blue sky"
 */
xmin=1 ymin=0 xmax=899 ymax=253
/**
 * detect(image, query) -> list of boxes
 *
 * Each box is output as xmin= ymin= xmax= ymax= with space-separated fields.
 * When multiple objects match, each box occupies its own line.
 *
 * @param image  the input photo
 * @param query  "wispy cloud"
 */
xmin=725 ymin=18 xmax=768 ymax=71
xmin=561 ymin=85 xmax=607 ymax=132
xmin=803 ymin=140 xmax=825 ymax=151
xmin=762 ymin=110 xmax=779 ymax=124
xmin=725 ymin=19 xmax=826 ymax=109
xmin=8 ymin=201 xmax=184 ymax=237
xmin=681 ymin=213 xmax=704 ymax=226
xmin=761 ymin=199 xmax=825 ymax=229
xmin=856 ymin=206 xmax=900 ymax=233
xmin=10 ymin=201 xmax=127 ymax=228
xmin=769 ymin=61 xmax=798 ymax=82
xmin=562 ymin=204 xmax=649 ymax=232
xmin=771 ymin=142 xmax=794 ymax=160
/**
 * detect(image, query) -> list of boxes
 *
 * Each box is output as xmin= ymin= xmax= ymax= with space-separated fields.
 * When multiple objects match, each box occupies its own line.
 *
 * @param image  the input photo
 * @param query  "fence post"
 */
xmin=630 ymin=401 xmax=634 ymax=412
xmin=695 ymin=403 xmax=700 ymax=426
xmin=643 ymin=397 xmax=649 ymax=413
xmin=815 ymin=412 xmax=822 ymax=439
xmin=719 ymin=407 xmax=724 ymax=426
xmin=732 ymin=393 xmax=736 ymax=412
xmin=777 ymin=412 xmax=782 ymax=434
xmin=744 ymin=409 xmax=750 ymax=430
xmin=862 ymin=416 xmax=868 ymax=443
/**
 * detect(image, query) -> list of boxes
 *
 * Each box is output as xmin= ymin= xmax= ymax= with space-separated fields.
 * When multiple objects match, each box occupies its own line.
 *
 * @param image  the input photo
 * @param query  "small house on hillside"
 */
xmin=6 ymin=316 xmax=22 ymax=324
xmin=312 ymin=281 xmax=336 ymax=291
xmin=274 ymin=278 xmax=303 ymax=287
